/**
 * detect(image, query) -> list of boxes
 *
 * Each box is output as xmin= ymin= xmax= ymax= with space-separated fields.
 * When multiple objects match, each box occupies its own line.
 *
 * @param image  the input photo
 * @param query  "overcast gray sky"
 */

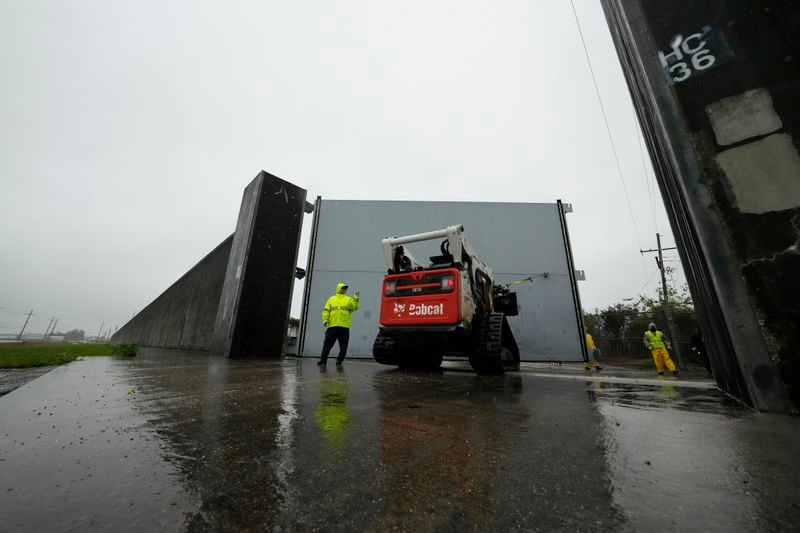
xmin=0 ymin=0 xmax=683 ymax=337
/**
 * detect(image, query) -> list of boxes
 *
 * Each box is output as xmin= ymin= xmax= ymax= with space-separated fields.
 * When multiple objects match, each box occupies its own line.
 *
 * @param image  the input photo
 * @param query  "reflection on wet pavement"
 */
xmin=1 ymin=352 xmax=798 ymax=531
xmin=586 ymin=380 xmax=745 ymax=414
xmin=315 ymin=372 xmax=351 ymax=455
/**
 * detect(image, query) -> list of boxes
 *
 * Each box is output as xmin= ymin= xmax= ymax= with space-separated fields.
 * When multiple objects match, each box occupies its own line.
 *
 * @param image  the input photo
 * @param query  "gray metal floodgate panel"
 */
xmin=300 ymin=200 xmax=584 ymax=361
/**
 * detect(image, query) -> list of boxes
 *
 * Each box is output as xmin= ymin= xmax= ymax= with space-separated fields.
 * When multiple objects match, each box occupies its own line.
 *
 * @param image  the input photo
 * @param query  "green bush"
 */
xmin=112 ymin=343 xmax=139 ymax=356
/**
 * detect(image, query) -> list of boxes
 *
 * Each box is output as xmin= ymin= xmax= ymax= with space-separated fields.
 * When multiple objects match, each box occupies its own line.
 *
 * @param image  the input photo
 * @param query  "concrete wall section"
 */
xmin=177 ymin=238 xmax=234 ymax=349
xmin=300 ymin=200 xmax=584 ymax=361
xmin=112 ymin=236 xmax=233 ymax=350
xmin=601 ymin=0 xmax=800 ymax=411
xmin=211 ymin=171 xmax=307 ymax=358
xmin=114 ymin=170 xmax=308 ymax=355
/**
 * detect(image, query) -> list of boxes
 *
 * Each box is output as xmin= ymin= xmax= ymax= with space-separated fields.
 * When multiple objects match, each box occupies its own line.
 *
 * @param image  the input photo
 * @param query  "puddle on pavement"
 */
xmin=584 ymin=379 xmax=747 ymax=415
xmin=2 ymin=352 xmax=798 ymax=531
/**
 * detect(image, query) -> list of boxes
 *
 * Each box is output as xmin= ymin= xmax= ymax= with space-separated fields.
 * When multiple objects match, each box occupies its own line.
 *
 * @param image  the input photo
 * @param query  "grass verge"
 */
xmin=0 ymin=342 xmax=138 ymax=369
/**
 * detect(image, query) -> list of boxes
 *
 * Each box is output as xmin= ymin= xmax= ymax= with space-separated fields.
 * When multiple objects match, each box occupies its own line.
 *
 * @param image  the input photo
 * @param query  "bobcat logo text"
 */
xmin=393 ymin=301 xmax=445 ymax=317
xmin=408 ymin=303 xmax=444 ymax=316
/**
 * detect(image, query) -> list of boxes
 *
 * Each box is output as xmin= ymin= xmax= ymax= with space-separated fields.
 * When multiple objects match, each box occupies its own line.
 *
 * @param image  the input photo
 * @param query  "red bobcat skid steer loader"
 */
xmin=372 ymin=225 xmax=520 ymax=373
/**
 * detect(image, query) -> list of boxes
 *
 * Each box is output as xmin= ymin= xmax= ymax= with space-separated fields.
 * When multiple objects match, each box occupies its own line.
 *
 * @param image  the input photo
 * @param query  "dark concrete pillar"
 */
xmin=601 ymin=0 xmax=799 ymax=411
xmin=211 ymin=171 xmax=307 ymax=358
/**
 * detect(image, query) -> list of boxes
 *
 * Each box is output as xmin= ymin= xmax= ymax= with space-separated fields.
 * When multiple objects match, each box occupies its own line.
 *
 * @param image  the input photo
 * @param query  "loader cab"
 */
xmin=473 ymin=268 xmax=493 ymax=312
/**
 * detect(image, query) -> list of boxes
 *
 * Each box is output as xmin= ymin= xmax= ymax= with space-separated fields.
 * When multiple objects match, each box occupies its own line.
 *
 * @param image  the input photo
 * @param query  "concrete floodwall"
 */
xmin=113 ymin=236 xmax=233 ymax=350
xmin=211 ymin=171 xmax=308 ymax=357
xmin=601 ymin=0 xmax=800 ymax=411
xmin=299 ymin=199 xmax=586 ymax=361
xmin=113 ymin=170 xmax=308 ymax=357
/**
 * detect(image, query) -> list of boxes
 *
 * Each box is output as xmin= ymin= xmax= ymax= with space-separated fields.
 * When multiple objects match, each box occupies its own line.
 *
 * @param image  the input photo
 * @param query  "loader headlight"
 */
xmin=384 ymin=281 xmax=396 ymax=295
xmin=441 ymin=275 xmax=454 ymax=290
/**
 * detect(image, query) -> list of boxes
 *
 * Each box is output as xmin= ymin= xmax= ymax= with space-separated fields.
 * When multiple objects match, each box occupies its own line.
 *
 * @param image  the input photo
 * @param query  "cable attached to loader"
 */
xmin=501 ymin=273 xmax=549 ymax=289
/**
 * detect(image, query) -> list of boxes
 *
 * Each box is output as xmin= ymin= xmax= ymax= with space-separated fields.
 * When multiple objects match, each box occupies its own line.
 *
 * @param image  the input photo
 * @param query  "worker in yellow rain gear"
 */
xmin=318 ymin=282 xmax=360 ymax=366
xmin=644 ymin=322 xmax=679 ymax=376
xmin=584 ymin=327 xmax=603 ymax=371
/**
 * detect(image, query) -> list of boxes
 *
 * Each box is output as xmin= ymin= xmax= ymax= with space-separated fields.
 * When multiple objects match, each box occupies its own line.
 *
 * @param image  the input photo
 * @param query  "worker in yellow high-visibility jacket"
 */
xmin=644 ymin=322 xmax=679 ymax=376
xmin=318 ymin=282 xmax=360 ymax=366
xmin=584 ymin=327 xmax=603 ymax=371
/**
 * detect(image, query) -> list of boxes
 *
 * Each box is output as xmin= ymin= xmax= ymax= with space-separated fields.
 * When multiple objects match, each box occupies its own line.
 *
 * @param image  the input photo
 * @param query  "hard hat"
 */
xmin=648 ymin=322 xmax=656 ymax=329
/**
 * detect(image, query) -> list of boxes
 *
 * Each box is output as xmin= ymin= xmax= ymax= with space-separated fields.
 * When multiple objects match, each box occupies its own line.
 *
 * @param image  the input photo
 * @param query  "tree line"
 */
xmin=584 ymin=285 xmax=701 ymax=365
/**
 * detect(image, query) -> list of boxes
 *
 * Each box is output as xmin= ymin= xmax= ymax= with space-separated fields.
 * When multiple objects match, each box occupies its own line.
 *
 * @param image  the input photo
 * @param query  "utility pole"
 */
xmin=42 ymin=316 xmax=55 ymax=340
xmin=640 ymin=233 xmax=685 ymax=369
xmin=97 ymin=321 xmax=104 ymax=343
xmin=49 ymin=318 xmax=59 ymax=340
xmin=655 ymin=233 xmax=673 ymax=305
xmin=17 ymin=310 xmax=34 ymax=340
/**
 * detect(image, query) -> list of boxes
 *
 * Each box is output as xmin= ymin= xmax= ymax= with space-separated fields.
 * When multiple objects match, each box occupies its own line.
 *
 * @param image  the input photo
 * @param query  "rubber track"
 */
xmin=470 ymin=313 xmax=504 ymax=373
xmin=373 ymin=332 xmax=398 ymax=365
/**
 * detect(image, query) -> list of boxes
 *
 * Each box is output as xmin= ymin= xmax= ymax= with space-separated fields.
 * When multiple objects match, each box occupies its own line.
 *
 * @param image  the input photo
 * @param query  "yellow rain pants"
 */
xmin=651 ymin=347 xmax=677 ymax=373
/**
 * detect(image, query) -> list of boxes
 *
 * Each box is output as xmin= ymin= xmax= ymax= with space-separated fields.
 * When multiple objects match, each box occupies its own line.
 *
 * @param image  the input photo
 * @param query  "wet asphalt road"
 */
xmin=0 ymin=366 xmax=56 ymax=396
xmin=1 ymin=352 xmax=799 ymax=532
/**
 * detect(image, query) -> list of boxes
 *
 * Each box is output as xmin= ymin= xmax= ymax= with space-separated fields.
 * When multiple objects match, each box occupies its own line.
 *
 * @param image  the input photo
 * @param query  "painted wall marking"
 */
xmin=659 ymin=25 xmax=734 ymax=85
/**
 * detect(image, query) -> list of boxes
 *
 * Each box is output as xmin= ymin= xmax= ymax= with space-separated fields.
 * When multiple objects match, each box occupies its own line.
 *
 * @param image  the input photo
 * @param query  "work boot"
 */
xmin=671 ymin=370 xmax=680 ymax=376
xmin=595 ymin=365 xmax=602 ymax=371
xmin=657 ymin=371 xmax=664 ymax=376
xmin=317 ymin=360 xmax=326 ymax=365
xmin=336 ymin=361 xmax=343 ymax=366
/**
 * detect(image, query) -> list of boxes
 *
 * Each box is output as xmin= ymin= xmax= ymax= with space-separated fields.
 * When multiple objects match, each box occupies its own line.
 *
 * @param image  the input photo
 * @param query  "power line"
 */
xmin=0 ymin=310 xmax=96 ymax=333
xmin=637 ymin=267 xmax=660 ymax=295
xmin=569 ymin=0 xmax=644 ymax=253
xmin=635 ymin=118 xmax=659 ymax=234
xmin=595 ymin=309 xmax=695 ymax=316
xmin=640 ymin=128 xmax=663 ymax=232
xmin=0 ymin=308 xmax=35 ymax=316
